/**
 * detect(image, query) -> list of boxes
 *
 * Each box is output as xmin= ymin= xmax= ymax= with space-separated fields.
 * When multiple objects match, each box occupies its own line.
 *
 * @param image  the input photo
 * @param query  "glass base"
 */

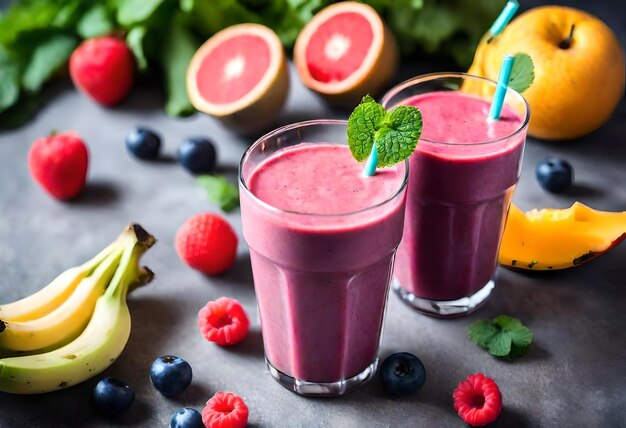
xmin=266 ymin=358 xmax=378 ymax=397
xmin=393 ymin=278 xmax=494 ymax=318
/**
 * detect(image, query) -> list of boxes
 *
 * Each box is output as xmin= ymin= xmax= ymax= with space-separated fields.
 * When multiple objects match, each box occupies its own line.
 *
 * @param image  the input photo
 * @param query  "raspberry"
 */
xmin=198 ymin=297 xmax=249 ymax=346
xmin=69 ymin=36 xmax=134 ymax=106
xmin=453 ymin=373 xmax=502 ymax=427
xmin=202 ymin=391 xmax=248 ymax=428
xmin=28 ymin=131 xmax=88 ymax=200
xmin=175 ymin=213 xmax=238 ymax=275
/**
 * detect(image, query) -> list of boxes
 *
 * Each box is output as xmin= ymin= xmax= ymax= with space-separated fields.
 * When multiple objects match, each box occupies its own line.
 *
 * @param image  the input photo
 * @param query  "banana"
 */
xmin=0 ymin=224 xmax=155 ymax=394
xmin=0 ymin=230 xmax=127 ymax=323
xmin=0 ymin=231 xmax=137 ymax=353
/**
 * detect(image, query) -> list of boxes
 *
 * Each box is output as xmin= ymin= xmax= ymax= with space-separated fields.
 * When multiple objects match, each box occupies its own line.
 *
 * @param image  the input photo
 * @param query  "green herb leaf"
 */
xmin=0 ymin=49 xmax=20 ymax=113
xmin=468 ymin=315 xmax=533 ymax=359
xmin=347 ymin=95 xmax=421 ymax=168
xmin=375 ymin=105 xmax=422 ymax=167
xmin=197 ymin=175 xmax=240 ymax=212
xmin=160 ymin=13 xmax=198 ymax=117
xmin=127 ymin=26 xmax=149 ymax=71
xmin=22 ymin=34 xmax=77 ymax=92
xmin=468 ymin=319 xmax=499 ymax=347
xmin=508 ymin=53 xmax=534 ymax=93
xmin=117 ymin=0 xmax=166 ymax=27
xmin=77 ymin=4 xmax=114 ymax=39
xmin=347 ymin=95 xmax=386 ymax=162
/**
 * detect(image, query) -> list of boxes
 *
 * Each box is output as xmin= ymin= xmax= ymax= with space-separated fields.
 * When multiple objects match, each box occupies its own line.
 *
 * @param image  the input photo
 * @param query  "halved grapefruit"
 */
xmin=294 ymin=2 xmax=398 ymax=107
xmin=187 ymin=24 xmax=289 ymax=135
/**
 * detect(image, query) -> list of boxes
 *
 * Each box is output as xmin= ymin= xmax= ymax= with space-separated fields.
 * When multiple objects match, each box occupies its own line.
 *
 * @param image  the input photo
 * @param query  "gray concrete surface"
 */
xmin=0 ymin=1 xmax=625 ymax=426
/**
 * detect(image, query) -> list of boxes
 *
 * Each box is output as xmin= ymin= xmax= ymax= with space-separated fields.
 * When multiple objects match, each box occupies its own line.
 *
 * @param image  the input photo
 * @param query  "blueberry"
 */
xmin=380 ymin=352 xmax=426 ymax=396
xmin=535 ymin=157 xmax=573 ymax=193
xmin=150 ymin=355 xmax=193 ymax=396
xmin=93 ymin=377 xmax=135 ymax=416
xmin=177 ymin=137 xmax=217 ymax=174
xmin=170 ymin=407 xmax=204 ymax=428
xmin=125 ymin=127 xmax=161 ymax=160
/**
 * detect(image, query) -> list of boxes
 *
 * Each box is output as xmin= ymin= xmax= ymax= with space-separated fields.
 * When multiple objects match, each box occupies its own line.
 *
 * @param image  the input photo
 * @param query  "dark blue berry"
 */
xmin=170 ymin=407 xmax=204 ymax=428
xmin=535 ymin=158 xmax=573 ymax=193
xmin=93 ymin=377 xmax=135 ymax=416
xmin=177 ymin=137 xmax=217 ymax=175
xmin=150 ymin=355 xmax=193 ymax=396
xmin=380 ymin=352 xmax=426 ymax=396
xmin=125 ymin=127 xmax=161 ymax=160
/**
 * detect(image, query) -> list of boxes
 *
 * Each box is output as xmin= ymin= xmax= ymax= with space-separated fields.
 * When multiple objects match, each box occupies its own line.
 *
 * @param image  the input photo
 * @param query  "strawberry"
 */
xmin=453 ymin=373 xmax=502 ymax=426
xmin=28 ymin=131 xmax=88 ymax=200
xmin=69 ymin=36 xmax=134 ymax=106
xmin=175 ymin=213 xmax=238 ymax=275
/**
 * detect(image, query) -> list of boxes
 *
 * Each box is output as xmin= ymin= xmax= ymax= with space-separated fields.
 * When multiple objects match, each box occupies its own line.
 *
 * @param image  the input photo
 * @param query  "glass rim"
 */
xmin=380 ymin=71 xmax=531 ymax=147
xmin=238 ymin=119 xmax=409 ymax=218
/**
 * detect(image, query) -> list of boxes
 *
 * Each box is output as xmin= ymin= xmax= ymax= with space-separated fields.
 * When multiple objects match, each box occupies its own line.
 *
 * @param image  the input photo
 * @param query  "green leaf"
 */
xmin=197 ymin=175 xmax=240 ymax=212
xmin=22 ymin=34 xmax=77 ymax=93
xmin=495 ymin=315 xmax=533 ymax=348
xmin=0 ymin=1 xmax=65 ymax=45
xmin=508 ymin=53 xmax=535 ymax=94
xmin=468 ymin=320 xmax=499 ymax=348
xmin=375 ymin=105 xmax=421 ymax=167
xmin=488 ymin=330 xmax=512 ymax=357
xmin=467 ymin=314 xmax=533 ymax=360
xmin=117 ymin=0 xmax=166 ymax=27
xmin=347 ymin=96 xmax=386 ymax=162
xmin=347 ymin=96 xmax=421 ymax=168
xmin=0 ymin=49 xmax=20 ymax=113
xmin=77 ymin=4 xmax=114 ymax=39
xmin=160 ymin=14 xmax=198 ymax=117
xmin=127 ymin=26 xmax=149 ymax=71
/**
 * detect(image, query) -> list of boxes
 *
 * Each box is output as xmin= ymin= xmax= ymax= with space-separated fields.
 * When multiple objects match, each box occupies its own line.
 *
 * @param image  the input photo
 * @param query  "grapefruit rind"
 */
xmin=294 ymin=2 xmax=398 ymax=106
xmin=186 ymin=24 xmax=289 ymax=134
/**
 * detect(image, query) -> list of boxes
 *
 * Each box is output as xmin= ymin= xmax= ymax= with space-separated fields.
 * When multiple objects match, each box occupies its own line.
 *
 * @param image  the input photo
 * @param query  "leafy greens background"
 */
xmin=0 ymin=0 xmax=504 ymax=128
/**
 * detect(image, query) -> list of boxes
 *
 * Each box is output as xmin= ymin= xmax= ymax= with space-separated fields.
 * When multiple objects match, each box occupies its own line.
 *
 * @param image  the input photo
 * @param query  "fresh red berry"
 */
xmin=28 ymin=131 xmax=88 ymax=200
xmin=69 ymin=36 xmax=134 ymax=106
xmin=198 ymin=297 xmax=249 ymax=346
xmin=175 ymin=213 xmax=238 ymax=275
xmin=453 ymin=373 xmax=502 ymax=427
xmin=202 ymin=391 xmax=248 ymax=428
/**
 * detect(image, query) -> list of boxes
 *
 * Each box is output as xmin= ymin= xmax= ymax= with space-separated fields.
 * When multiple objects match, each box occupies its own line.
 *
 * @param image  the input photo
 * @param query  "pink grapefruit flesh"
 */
xmin=195 ymin=35 xmax=270 ymax=105
xmin=187 ymin=24 xmax=289 ymax=134
xmin=294 ymin=1 xmax=398 ymax=107
xmin=305 ymin=12 xmax=374 ymax=83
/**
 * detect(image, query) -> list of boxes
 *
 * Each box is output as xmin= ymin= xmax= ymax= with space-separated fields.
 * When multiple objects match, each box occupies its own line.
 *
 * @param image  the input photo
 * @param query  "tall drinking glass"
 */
xmin=382 ymin=73 xmax=529 ymax=317
xmin=239 ymin=120 xmax=408 ymax=395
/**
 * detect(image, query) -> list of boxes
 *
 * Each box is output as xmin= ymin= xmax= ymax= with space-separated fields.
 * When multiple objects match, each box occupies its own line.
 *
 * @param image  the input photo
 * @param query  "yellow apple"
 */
xmin=468 ymin=6 xmax=625 ymax=141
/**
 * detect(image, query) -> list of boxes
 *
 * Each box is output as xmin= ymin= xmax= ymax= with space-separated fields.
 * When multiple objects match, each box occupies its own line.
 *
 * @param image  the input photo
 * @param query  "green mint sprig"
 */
xmin=347 ymin=95 xmax=422 ymax=168
xmin=508 ymin=53 xmax=534 ymax=93
xmin=468 ymin=315 xmax=533 ymax=359
xmin=197 ymin=175 xmax=239 ymax=212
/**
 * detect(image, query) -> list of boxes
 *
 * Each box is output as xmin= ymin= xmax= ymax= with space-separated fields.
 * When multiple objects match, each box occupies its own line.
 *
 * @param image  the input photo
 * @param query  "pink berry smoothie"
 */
xmin=393 ymin=91 xmax=526 ymax=304
xmin=240 ymin=142 xmax=406 ymax=385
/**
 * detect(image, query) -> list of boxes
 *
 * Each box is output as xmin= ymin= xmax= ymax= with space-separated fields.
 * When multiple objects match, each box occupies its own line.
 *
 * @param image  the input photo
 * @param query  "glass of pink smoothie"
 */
xmin=239 ymin=120 xmax=408 ymax=396
xmin=382 ymin=73 xmax=529 ymax=317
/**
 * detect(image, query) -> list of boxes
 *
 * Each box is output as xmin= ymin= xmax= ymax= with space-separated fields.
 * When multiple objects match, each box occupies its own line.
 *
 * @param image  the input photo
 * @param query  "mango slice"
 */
xmin=499 ymin=203 xmax=626 ymax=270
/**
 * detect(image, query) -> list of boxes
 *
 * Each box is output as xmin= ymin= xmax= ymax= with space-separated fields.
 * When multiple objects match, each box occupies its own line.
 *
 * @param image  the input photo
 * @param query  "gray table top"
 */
xmin=1 ymin=54 xmax=625 ymax=428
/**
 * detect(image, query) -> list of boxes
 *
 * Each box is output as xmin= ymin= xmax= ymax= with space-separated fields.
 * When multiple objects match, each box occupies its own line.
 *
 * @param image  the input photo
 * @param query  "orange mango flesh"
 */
xmin=499 ymin=203 xmax=626 ymax=270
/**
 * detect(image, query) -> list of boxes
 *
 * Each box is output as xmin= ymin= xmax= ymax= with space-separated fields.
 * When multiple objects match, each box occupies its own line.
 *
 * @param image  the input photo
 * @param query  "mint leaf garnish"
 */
xmin=468 ymin=315 xmax=533 ymax=359
xmin=347 ymin=95 xmax=386 ymax=162
xmin=508 ymin=53 xmax=534 ymax=93
xmin=347 ymin=95 xmax=422 ymax=168
xmin=197 ymin=175 xmax=239 ymax=212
